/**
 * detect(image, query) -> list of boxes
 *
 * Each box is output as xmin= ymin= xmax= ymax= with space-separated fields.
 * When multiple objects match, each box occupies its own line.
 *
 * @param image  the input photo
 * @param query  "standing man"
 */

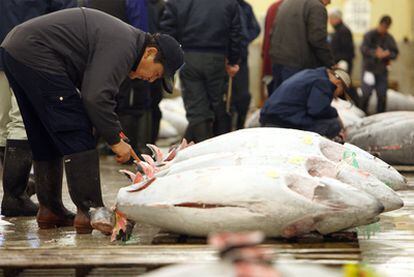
xmin=269 ymin=0 xmax=334 ymax=91
xmin=160 ymin=0 xmax=241 ymax=143
xmin=360 ymin=16 xmax=399 ymax=114
xmin=328 ymin=9 xmax=358 ymax=105
xmin=0 ymin=0 xmax=76 ymax=217
xmin=260 ymin=68 xmax=350 ymax=140
xmin=1 ymin=8 xmax=184 ymax=234
xmin=232 ymin=0 xmax=261 ymax=130
xmin=261 ymin=0 xmax=284 ymax=98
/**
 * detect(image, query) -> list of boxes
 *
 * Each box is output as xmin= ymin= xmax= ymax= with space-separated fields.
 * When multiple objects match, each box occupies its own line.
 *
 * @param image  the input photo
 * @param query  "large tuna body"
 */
xmin=115 ymin=128 xmax=405 ymax=238
xmin=117 ymin=166 xmax=383 ymax=237
xmin=347 ymin=112 xmax=414 ymax=165
xmin=366 ymin=89 xmax=414 ymax=115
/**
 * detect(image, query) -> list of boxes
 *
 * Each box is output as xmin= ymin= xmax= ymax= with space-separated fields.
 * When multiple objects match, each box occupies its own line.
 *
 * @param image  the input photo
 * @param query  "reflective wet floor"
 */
xmin=0 ymin=157 xmax=414 ymax=276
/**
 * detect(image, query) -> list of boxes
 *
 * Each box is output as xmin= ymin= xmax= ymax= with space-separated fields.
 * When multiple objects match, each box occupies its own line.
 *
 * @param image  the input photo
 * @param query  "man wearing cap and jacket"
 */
xmin=160 ymin=0 xmax=241 ymax=143
xmin=260 ymin=68 xmax=350 ymax=140
xmin=0 ymin=7 xmax=184 ymax=234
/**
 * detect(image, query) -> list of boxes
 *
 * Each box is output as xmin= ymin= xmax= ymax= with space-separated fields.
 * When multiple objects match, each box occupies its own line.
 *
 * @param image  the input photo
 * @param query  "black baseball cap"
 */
xmin=155 ymin=34 xmax=184 ymax=94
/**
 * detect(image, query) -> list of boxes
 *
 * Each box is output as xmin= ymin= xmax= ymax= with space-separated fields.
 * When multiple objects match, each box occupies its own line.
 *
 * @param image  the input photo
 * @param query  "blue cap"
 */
xmin=155 ymin=34 xmax=184 ymax=94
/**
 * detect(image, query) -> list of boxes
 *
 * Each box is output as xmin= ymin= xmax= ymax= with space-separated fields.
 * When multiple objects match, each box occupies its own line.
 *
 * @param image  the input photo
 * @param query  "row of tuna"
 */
xmin=113 ymin=128 xmax=406 ymax=239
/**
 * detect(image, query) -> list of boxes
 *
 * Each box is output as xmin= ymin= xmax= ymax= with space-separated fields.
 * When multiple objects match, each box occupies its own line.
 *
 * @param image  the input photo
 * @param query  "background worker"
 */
xmin=260 ymin=68 xmax=351 ymax=140
xmin=328 ymin=9 xmax=358 ymax=106
xmin=160 ymin=0 xmax=241 ymax=143
xmin=1 ymin=8 xmax=183 ymax=234
xmin=269 ymin=0 xmax=334 ymax=91
xmin=360 ymin=15 xmax=399 ymax=114
xmin=0 ymin=0 xmax=76 ymax=217
xmin=232 ymin=0 xmax=261 ymax=130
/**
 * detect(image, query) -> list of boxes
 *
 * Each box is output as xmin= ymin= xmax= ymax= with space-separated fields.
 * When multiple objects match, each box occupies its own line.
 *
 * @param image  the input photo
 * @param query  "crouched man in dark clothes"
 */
xmin=0 ymin=8 xmax=184 ymax=234
xmin=260 ymin=68 xmax=350 ymax=140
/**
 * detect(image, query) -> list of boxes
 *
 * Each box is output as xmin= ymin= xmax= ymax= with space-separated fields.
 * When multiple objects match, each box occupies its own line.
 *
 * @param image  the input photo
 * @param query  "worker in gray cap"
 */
xmin=260 ymin=68 xmax=351 ymax=141
xmin=0 ymin=8 xmax=184 ymax=234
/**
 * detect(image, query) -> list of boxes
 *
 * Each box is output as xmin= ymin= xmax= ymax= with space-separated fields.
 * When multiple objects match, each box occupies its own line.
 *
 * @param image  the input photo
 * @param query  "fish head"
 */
xmin=311 ymin=177 xmax=384 ymax=234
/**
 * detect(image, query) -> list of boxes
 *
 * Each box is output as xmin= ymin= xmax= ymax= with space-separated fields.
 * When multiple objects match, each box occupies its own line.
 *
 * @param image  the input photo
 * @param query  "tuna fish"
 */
xmin=116 ymin=165 xmax=384 ymax=237
xmin=155 ymin=152 xmax=402 ymax=212
xmin=347 ymin=111 xmax=414 ymax=165
xmin=165 ymin=128 xmax=407 ymax=191
xmin=364 ymin=89 xmax=414 ymax=115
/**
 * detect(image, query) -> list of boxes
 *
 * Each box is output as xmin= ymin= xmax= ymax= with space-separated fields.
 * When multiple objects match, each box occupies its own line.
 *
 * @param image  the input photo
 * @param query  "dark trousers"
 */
xmin=2 ymin=50 xmax=95 ymax=161
xmin=271 ymin=64 xmax=301 ymax=95
xmin=232 ymin=59 xmax=251 ymax=130
xmin=360 ymin=71 xmax=388 ymax=114
xmin=180 ymin=52 xmax=230 ymax=137
xmin=262 ymin=117 xmax=341 ymax=139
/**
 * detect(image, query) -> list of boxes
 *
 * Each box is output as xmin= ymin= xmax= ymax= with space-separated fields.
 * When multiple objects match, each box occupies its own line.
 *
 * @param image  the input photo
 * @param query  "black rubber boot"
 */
xmin=34 ymin=158 xmax=75 ymax=228
xmin=1 ymin=140 xmax=38 ymax=217
xmin=185 ymin=120 xmax=213 ymax=143
xmin=65 ymin=149 xmax=111 ymax=235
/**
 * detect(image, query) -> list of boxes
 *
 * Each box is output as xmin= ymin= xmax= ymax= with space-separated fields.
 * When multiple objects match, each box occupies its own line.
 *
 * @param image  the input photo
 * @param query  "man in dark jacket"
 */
xmin=269 ymin=0 xmax=334 ymax=91
xmin=1 ymin=8 xmax=184 ymax=234
xmin=84 ymin=0 xmax=166 ymax=154
xmin=360 ymin=15 xmax=399 ymax=114
xmin=232 ymin=0 xmax=260 ymax=130
xmin=160 ymin=0 xmax=241 ymax=143
xmin=260 ymin=68 xmax=350 ymax=139
xmin=328 ymin=9 xmax=359 ymax=106
xmin=0 ymin=0 xmax=76 ymax=218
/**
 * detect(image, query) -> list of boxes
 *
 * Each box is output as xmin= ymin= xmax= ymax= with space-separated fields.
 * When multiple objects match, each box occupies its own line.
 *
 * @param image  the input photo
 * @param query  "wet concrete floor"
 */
xmin=0 ymin=157 xmax=413 ymax=276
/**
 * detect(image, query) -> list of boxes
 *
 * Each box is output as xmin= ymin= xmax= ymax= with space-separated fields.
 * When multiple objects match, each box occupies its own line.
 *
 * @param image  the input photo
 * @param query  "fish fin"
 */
xmin=118 ymin=170 xmax=136 ymax=183
xmin=141 ymin=154 xmax=156 ymax=167
xmin=146 ymin=144 xmax=163 ymax=162
xmin=138 ymin=161 xmax=155 ymax=179
xmin=133 ymin=171 xmax=144 ymax=184
xmin=111 ymin=210 xmax=128 ymax=242
xmin=164 ymin=148 xmax=177 ymax=162
xmin=128 ymin=177 xmax=157 ymax=192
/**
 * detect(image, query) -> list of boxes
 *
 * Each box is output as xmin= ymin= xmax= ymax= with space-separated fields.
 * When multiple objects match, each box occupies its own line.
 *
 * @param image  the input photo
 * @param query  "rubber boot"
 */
xmin=34 ymin=158 xmax=75 ymax=228
xmin=185 ymin=120 xmax=213 ymax=143
xmin=1 ymin=140 xmax=38 ymax=217
xmin=65 ymin=149 xmax=111 ymax=235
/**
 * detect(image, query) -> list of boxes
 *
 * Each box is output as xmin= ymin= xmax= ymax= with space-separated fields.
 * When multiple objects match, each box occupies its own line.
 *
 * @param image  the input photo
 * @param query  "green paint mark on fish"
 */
xmin=343 ymin=150 xmax=359 ymax=169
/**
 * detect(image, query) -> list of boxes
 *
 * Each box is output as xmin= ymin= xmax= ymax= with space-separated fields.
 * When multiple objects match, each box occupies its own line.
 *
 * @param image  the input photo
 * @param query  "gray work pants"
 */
xmin=179 ymin=52 xmax=228 ymax=127
xmin=0 ymin=71 xmax=27 ymax=147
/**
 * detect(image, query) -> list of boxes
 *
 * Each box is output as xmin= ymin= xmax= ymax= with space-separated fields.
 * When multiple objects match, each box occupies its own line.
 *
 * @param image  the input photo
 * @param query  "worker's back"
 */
xmin=269 ymin=0 xmax=332 ymax=69
xmin=160 ymin=0 xmax=241 ymax=63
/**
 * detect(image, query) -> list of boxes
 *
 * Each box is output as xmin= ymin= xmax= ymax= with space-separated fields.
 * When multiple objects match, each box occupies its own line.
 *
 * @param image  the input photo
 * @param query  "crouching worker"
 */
xmin=0 ymin=8 xmax=183 ymax=234
xmin=260 ymin=68 xmax=350 ymax=140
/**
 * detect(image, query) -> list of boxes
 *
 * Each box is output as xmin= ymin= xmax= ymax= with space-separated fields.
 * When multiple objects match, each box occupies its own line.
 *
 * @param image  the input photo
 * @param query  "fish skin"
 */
xmin=166 ymin=128 xmax=407 ymax=191
xmin=116 ymin=166 xmax=383 ymax=237
xmin=154 ymin=152 xmax=402 ymax=212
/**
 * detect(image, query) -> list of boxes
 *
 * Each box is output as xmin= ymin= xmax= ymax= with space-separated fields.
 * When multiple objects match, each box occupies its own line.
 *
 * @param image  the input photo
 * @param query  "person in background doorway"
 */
xmin=269 ymin=0 xmax=333 ymax=91
xmin=232 ymin=0 xmax=260 ymax=130
xmin=360 ymin=15 xmax=399 ymax=114
xmin=0 ymin=0 xmax=76 ymax=218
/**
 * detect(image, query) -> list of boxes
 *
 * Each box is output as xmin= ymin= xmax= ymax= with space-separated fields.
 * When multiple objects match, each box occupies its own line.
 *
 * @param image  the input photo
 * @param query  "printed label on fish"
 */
xmin=343 ymin=150 xmax=360 ymax=169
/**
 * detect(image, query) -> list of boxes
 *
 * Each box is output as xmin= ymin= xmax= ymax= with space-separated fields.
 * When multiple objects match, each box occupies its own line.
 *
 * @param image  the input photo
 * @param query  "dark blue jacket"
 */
xmin=0 ymin=0 xmax=76 ymax=70
xmin=260 ymin=67 xmax=338 ymax=128
xmin=237 ymin=0 xmax=260 ymax=60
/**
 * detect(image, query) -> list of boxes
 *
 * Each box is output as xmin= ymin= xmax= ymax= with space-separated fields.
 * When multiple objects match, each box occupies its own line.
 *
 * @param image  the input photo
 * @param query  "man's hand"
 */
xmin=111 ymin=140 xmax=132 ymax=164
xmin=375 ymin=47 xmax=391 ymax=59
xmin=226 ymin=64 xmax=240 ymax=78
